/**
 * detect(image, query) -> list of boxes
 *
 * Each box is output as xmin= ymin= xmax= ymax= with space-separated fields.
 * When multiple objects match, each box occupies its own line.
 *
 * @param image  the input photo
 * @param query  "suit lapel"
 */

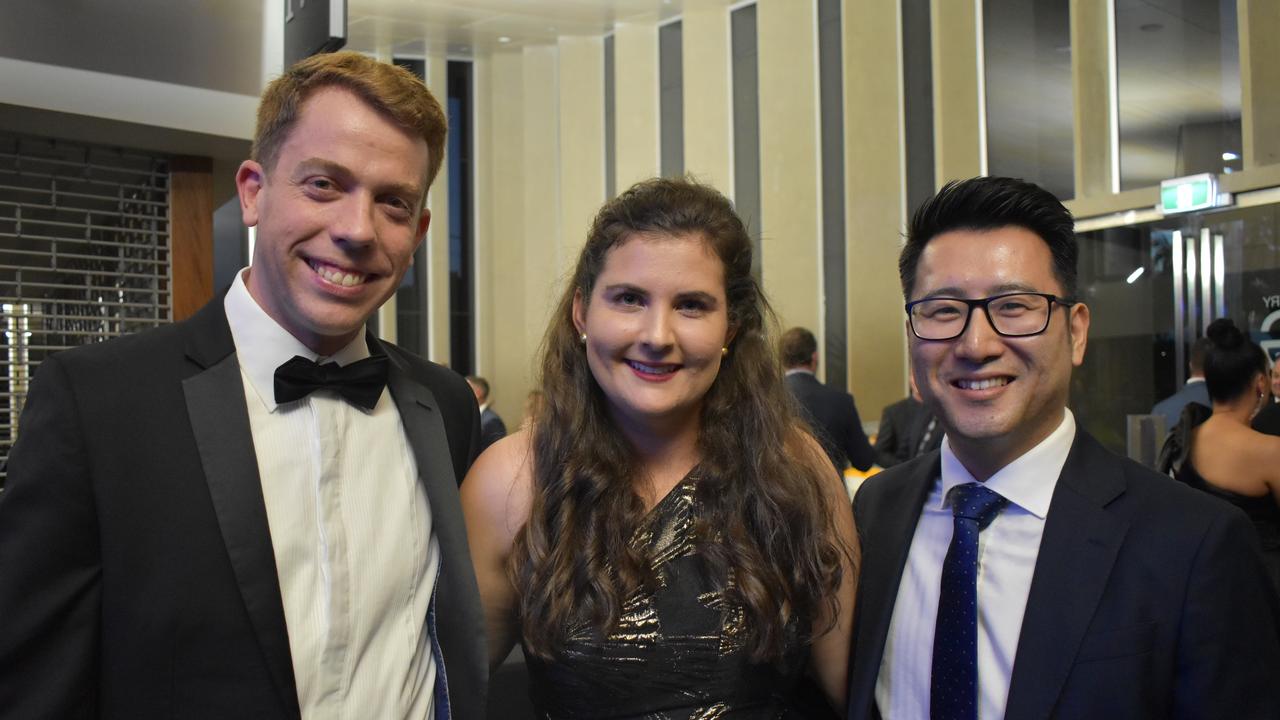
xmin=848 ymin=454 xmax=938 ymax=719
xmin=1004 ymin=430 xmax=1128 ymax=720
xmin=180 ymin=300 xmax=300 ymax=718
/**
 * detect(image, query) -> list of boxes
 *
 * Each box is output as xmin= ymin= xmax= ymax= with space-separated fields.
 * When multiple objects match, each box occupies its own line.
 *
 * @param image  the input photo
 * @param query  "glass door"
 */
xmin=1073 ymin=201 xmax=1280 ymax=454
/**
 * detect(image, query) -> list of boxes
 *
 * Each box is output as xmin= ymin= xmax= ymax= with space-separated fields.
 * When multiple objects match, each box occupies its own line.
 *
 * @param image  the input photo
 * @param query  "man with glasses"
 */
xmin=846 ymin=176 xmax=1280 ymax=720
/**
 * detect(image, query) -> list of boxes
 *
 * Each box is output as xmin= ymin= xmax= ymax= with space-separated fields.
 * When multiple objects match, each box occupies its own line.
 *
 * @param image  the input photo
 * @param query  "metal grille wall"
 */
xmin=0 ymin=133 xmax=171 ymax=488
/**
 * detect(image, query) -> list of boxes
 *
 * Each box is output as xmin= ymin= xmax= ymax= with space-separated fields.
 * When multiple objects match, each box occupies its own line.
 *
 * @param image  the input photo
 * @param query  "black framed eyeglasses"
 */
xmin=905 ymin=292 xmax=1076 ymax=341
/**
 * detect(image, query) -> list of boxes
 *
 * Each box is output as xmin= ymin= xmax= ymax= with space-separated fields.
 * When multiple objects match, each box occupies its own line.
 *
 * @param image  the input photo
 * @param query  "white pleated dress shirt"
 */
xmin=225 ymin=270 xmax=440 ymax=720
xmin=875 ymin=409 xmax=1075 ymax=720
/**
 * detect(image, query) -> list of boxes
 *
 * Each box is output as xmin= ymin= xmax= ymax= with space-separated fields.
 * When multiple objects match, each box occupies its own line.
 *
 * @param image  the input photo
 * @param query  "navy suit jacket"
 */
xmin=478 ymin=406 xmax=507 ymax=454
xmin=0 ymin=298 xmax=488 ymax=720
xmin=847 ymin=427 xmax=1280 ymax=720
xmin=785 ymin=371 xmax=876 ymax=473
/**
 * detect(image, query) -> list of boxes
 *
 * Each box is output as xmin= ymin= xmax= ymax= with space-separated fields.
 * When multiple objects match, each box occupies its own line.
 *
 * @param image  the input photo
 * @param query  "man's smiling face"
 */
xmin=908 ymin=225 xmax=1089 ymax=475
xmin=237 ymin=85 xmax=431 ymax=355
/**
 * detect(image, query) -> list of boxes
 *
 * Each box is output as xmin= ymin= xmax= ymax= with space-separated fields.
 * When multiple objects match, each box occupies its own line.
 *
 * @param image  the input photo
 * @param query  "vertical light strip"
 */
xmin=471 ymin=58 xmax=485 ymax=374
xmin=974 ymin=0 xmax=988 ymax=175
xmin=1171 ymin=229 xmax=1185 ymax=385
xmin=1213 ymin=233 xmax=1226 ymax=320
xmin=1199 ymin=227 xmax=1213 ymax=332
xmin=1105 ymin=0 xmax=1121 ymax=193
xmin=1186 ymin=237 xmax=1198 ymax=345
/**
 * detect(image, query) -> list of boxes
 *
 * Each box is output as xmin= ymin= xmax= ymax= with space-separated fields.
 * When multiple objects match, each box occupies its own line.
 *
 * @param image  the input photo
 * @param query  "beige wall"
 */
xmin=522 ymin=46 xmax=561 ymax=362
xmin=845 ymin=0 xmax=910 ymax=416
xmin=475 ymin=50 xmax=528 ymax=425
xmin=558 ymin=37 xmax=606 ymax=267
xmin=1071 ymin=0 xmax=1119 ymax=199
xmin=931 ymin=0 xmax=985 ymax=185
xmin=756 ymin=0 xmax=823 ymax=345
xmin=473 ymin=41 xmax=608 ymax=427
xmin=613 ymin=23 xmax=661 ymax=192
xmin=1241 ymin=0 xmax=1280 ymax=170
xmin=682 ymin=2 xmax=733 ymax=194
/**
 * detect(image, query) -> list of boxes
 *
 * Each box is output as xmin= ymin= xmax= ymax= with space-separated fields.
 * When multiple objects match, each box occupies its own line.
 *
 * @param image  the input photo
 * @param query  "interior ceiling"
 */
xmin=345 ymin=0 xmax=685 ymax=57
xmin=0 ymin=0 xmax=1242 ymax=198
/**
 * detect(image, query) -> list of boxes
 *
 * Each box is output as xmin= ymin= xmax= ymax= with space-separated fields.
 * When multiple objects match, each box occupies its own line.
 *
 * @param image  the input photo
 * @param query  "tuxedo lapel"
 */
xmin=180 ymin=301 xmax=299 ymax=718
xmin=378 ymin=340 xmax=465 ymax=540
xmin=1004 ymin=430 xmax=1128 ymax=720
xmin=848 ymin=453 xmax=938 ymax=720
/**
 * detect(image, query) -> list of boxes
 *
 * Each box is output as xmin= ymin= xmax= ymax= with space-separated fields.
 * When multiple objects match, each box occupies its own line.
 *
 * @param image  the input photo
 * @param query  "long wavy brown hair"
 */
xmin=513 ymin=177 xmax=856 ymax=663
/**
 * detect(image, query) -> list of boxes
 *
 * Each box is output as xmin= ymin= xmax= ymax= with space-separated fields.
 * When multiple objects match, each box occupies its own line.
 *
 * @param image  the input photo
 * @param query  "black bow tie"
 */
xmin=273 ymin=354 xmax=389 ymax=411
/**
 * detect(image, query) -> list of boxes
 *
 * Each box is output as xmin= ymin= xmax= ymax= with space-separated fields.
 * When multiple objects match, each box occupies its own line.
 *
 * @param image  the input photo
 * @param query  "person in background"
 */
xmin=1254 ymin=359 xmax=1280 ymax=436
xmin=874 ymin=374 xmax=939 ymax=469
xmin=467 ymin=375 xmax=508 ymax=453
xmin=1163 ymin=318 xmax=1280 ymax=595
xmin=781 ymin=327 xmax=876 ymax=475
xmin=1151 ymin=336 xmax=1212 ymax=433
xmin=0 ymin=52 xmax=486 ymax=719
xmin=463 ymin=177 xmax=857 ymax=717
xmin=847 ymin=176 xmax=1280 ymax=720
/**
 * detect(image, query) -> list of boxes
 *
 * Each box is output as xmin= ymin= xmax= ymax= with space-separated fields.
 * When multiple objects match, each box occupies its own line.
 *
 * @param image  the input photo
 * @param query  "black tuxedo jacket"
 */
xmin=785 ymin=372 xmax=876 ymax=473
xmin=847 ymin=428 xmax=1280 ymax=720
xmin=1253 ymin=400 xmax=1280 ymax=436
xmin=0 ymin=299 xmax=487 ymax=719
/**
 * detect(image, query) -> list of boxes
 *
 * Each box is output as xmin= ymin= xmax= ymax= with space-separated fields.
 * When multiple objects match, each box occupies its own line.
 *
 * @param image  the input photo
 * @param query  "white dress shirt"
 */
xmin=875 ymin=409 xmax=1076 ymax=720
xmin=224 ymin=270 xmax=439 ymax=720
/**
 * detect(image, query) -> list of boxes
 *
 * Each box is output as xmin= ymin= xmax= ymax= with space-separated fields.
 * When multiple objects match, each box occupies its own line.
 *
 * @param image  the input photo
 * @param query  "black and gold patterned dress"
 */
xmin=523 ymin=480 xmax=810 ymax=719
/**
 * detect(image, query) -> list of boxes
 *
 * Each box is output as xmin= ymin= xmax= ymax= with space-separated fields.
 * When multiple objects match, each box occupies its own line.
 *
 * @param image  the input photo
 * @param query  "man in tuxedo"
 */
xmin=847 ymin=176 xmax=1280 ymax=719
xmin=1150 ymin=336 xmax=1212 ymax=432
xmin=0 ymin=52 xmax=486 ymax=719
xmin=466 ymin=375 xmax=508 ymax=453
xmin=781 ymin=326 xmax=876 ymax=474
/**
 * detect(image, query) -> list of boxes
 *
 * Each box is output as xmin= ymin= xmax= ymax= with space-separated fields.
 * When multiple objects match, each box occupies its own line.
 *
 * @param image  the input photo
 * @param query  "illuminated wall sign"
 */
xmin=1159 ymin=173 xmax=1221 ymax=215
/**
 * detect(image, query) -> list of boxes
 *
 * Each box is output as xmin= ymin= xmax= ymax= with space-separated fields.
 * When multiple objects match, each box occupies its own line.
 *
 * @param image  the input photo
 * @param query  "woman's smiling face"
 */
xmin=573 ymin=232 xmax=731 ymax=435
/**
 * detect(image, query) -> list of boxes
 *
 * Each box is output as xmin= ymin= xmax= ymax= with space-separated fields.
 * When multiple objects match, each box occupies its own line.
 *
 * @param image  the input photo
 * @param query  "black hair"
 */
xmin=1203 ymin=318 xmax=1267 ymax=403
xmin=900 ymin=176 xmax=1077 ymax=300
xmin=1188 ymin=336 xmax=1213 ymax=375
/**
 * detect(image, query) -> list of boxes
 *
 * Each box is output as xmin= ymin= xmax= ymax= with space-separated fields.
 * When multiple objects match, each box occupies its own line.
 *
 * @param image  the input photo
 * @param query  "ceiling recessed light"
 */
xmin=1222 ymin=151 xmax=1239 ymax=161
xmin=498 ymin=36 xmax=511 ymax=43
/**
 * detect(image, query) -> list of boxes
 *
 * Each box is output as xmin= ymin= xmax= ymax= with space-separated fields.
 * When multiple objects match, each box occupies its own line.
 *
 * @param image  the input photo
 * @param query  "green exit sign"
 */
xmin=1160 ymin=173 xmax=1220 ymax=214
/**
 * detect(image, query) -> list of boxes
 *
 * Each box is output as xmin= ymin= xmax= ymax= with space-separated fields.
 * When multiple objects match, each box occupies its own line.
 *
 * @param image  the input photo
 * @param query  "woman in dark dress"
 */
xmin=1164 ymin=318 xmax=1280 ymax=594
xmin=462 ymin=178 xmax=857 ymax=718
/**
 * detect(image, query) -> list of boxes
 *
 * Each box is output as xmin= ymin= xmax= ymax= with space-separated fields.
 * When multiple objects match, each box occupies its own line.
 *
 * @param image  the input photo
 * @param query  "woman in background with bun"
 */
xmin=1165 ymin=317 xmax=1280 ymax=594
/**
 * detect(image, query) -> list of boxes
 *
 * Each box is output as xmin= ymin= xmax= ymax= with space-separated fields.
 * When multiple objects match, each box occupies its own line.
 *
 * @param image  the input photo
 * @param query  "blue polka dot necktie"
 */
xmin=931 ymin=483 xmax=1008 ymax=720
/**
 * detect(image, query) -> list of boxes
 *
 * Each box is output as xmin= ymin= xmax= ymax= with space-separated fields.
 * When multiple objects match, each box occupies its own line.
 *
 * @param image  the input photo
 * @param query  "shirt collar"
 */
xmin=478 ymin=402 xmax=490 ymax=413
xmin=936 ymin=408 xmax=1076 ymax=519
xmin=785 ymin=367 xmax=815 ymax=377
xmin=1186 ymin=377 xmax=1205 ymax=385
xmin=223 ymin=268 xmax=371 ymax=412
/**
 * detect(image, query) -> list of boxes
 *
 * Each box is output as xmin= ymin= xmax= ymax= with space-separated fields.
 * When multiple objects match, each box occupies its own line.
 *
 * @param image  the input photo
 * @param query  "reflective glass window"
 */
xmin=984 ymin=0 xmax=1074 ymax=200
xmin=1115 ymin=0 xmax=1241 ymax=191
